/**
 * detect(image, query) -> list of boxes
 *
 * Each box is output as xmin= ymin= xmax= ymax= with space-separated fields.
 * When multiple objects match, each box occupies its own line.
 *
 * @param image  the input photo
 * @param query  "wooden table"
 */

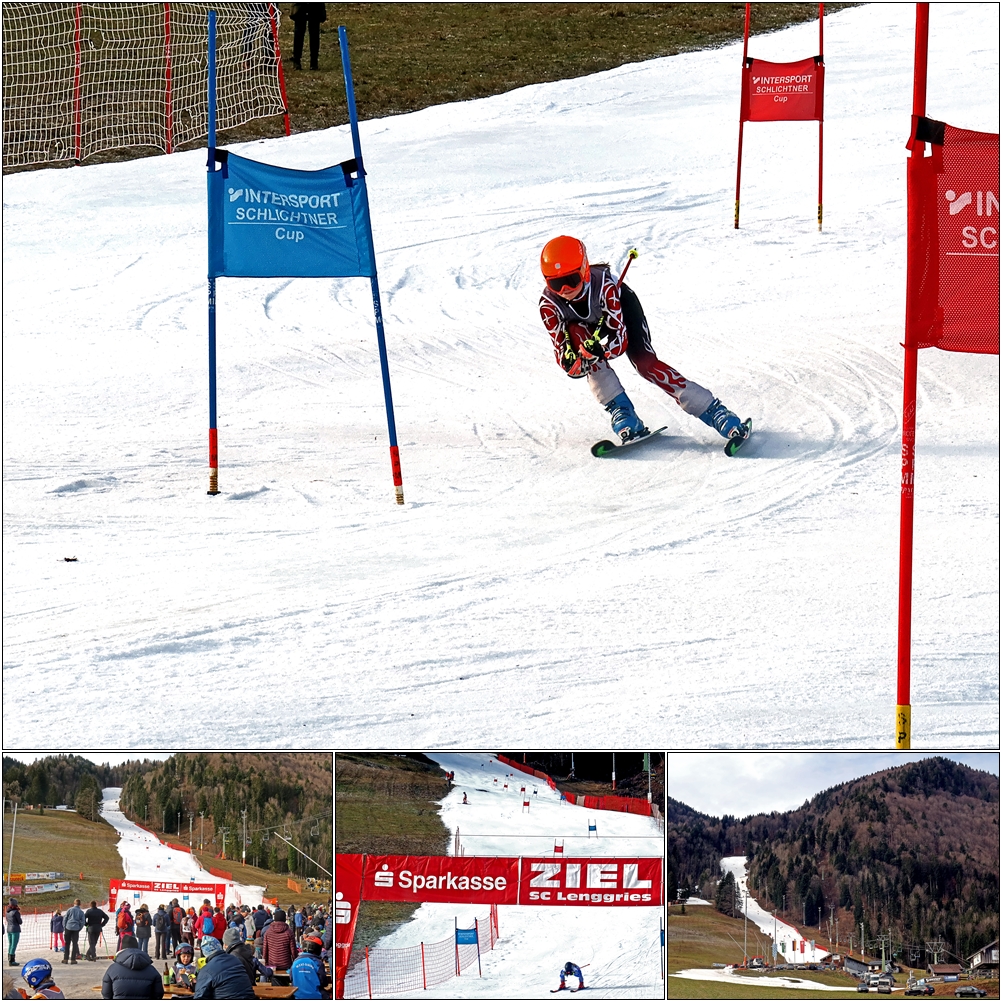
xmin=164 ymin=986 xmax=297 ymax=999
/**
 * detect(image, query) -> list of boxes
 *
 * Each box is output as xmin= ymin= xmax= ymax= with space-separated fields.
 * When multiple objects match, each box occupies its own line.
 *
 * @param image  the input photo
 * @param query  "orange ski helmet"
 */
xmin=540 ymin=236 xmax=590 ymax=299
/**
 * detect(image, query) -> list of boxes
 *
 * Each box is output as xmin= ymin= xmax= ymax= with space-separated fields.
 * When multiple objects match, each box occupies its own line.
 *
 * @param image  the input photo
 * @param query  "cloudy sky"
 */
xmin=668 ymin=752 xmax=1000 ymax=818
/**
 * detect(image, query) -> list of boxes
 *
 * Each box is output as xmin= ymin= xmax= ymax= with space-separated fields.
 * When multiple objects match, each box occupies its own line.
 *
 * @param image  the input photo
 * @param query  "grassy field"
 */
xmin=2 ymin=807 xmax=123 ymax=908
xmin=335 ymin=753 xmax=451 ymax=950
xmin=189 ymin=854 xmax=326 ymax=908
xmin=667 ymin=906 xmax=1001 ymax=999
xmin=5 ymin=3 xmax=859 ymax=172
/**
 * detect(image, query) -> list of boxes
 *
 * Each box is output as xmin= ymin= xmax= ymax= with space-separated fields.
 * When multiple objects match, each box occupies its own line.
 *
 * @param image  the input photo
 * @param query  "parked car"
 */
xmin=857 ymin=985 xmax=871 ymax=994
xmin=905 ymin=984 xmax=936 ymax=996
xmin=954 ymin=988 xmax=987 ymax=999
xmin=877 ymin=983 xmax=894 ymax=995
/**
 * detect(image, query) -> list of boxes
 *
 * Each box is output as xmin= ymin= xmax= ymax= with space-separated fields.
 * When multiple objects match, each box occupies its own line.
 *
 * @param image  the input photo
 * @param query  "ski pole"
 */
xmin=616 ymin=248 xmax=638 ymax=291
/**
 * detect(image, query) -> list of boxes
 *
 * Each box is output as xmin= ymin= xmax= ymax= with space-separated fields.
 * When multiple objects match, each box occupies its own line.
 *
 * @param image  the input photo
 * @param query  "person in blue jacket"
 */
xmin=289 ymin=935 xmax=330 ymax=999
xmin=558 ymin=961 xmax=585 ymax=991
xmin=191 ymin=935 xmax=253 ymax=1000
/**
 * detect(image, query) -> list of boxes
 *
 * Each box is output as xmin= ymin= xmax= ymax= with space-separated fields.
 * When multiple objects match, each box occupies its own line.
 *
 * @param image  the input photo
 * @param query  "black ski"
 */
xmin=591 ymin=426 xmax=667 ymax=458
xmin=724 ymin=418 xmax=753 ymax=457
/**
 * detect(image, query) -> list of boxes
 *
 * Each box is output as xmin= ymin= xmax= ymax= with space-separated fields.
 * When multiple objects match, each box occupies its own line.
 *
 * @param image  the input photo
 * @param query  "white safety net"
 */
xmin=2 ymin=2 xmax=287 ymax=168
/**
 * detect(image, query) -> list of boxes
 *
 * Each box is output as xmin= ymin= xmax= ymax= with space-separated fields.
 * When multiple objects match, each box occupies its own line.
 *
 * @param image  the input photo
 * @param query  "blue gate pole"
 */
xmin=339 ymin=25 xmax=405 ymax=504
xmin=206 ymin=9 xmax=220 ymax=494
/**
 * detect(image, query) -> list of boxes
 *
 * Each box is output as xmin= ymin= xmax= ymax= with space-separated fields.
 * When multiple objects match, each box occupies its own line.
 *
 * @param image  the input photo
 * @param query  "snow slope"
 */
xmin=3 ymin=3 xmax=998 ymax=747
xmin=719 ymin=855 xmax=827 ymax=965
xmin=100 ymin=787 xmax=266 ymax=908
xmin=351 ymin=753 xmax=664 ymax=999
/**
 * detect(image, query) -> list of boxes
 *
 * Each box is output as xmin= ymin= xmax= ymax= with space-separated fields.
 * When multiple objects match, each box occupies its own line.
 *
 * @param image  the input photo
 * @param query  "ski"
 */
xmin=724 ymin=418 xmax=752 ymax=457
xmin=591 ymin=426 xmax=667 ymax=458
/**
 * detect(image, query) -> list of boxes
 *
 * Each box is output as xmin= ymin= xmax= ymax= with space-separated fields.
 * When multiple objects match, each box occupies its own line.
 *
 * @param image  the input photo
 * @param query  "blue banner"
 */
xmin=208 ymin=152 xmax=374 ymax=278
xmin=455 ymin=927 xmax=479 ymax=945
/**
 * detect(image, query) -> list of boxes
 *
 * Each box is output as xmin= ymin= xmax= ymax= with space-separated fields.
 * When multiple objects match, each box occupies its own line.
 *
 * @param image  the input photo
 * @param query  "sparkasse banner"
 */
xmin=518 ymin=857 xmax=662 ymax=906
xmin=360 ymin=854 xmax=519 ymax=904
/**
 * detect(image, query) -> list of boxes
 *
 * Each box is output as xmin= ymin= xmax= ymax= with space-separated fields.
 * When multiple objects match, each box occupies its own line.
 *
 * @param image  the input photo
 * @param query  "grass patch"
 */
xmin=667 ymin=906 xmax=779 ymax=972
xmin=2 ymin=808 xmax=122 ymax=907
xmin=189 ymin=855 xmax=324 ymax=908
xmin=336 ymin=753 xmax=451 ymax=950
xmin=7 ymin=3 xmax=860 ymax=173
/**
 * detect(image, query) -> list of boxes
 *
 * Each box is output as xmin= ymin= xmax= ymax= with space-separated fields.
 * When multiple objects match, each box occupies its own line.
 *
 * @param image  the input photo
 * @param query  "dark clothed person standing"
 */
xmin=290 ymin=3 xmax=326 ymax=70
xmin=101 ymin=935 xmax=164 ymax=999
xmin=134 ymin=906 xmax=152 ymax=955
xmin=152 ymin=905 xmax=169 ymax=959
xmin=84 ymin=902 xmax=109 ymax=961
xmin=192 ymin=935 xmax=254 ymax=999
xmin=62 ymin=900 xmax=86 ymax=964
xmin=261 ymin=910 xmax=297 ymax=972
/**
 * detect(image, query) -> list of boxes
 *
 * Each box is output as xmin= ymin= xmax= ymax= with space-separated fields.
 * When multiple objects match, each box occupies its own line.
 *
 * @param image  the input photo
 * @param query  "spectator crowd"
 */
xmin=6 ymin=896 xmax=331 ymax=1000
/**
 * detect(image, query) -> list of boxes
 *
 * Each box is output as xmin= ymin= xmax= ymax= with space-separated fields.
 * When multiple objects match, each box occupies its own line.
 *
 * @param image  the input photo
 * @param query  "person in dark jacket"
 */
xmin=49 ymin=910 xmax=65 ymax=953
xmin=152 ymin=905 xmax=169 ymax=960
xmin=261 ymin=909 xmax=297 ymax=972
xmin=252 ymin=906 xmax=268 ymax=933
xmin=192 ymin=935 xmax=253 ymax=999
xmin=289 ymin=3 xmax=326 ymax=70
xmin=84 ymin=901 xmax=109 ymax=962
xmin=101 ymin=935 xmax=164 ymax=999
xmin=134 ymin=905 xmax=152 ymax=955
xmin=6 ymin=898 xmax=22 ymax=967
xmin=221 ymin=927 xmax=271 ymax=986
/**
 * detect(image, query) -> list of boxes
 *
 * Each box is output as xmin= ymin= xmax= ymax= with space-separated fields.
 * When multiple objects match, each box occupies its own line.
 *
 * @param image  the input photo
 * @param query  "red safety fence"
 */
xmin=342 ymin=905 xmax=499 ymax=999
xmin=208 ymin=866 xmax=234 ymax=881
xmin=165 ymin=841 xmax=191 ymax=854
xmin=495 ymin=754 xmax=557 ymax=790
xmin=495 ymin=756 xmax=652 ymax=816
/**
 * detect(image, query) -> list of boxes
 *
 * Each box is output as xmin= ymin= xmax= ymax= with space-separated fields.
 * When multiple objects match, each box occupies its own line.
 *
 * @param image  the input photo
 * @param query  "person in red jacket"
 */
xmin=261 ymin=909 xmax=297 ymax=972
xmin=539 ymin=235 xmax=750 ymax=447
xmin=210 ymin=908 xmax=227 ymax=943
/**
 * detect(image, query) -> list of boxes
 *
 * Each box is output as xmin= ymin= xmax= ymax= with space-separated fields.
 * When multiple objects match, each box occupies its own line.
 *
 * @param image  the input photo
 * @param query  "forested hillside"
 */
xmin=3 ymin=754 xmax=154 ymax=821
xmin=119 ymin=752 xmax=332 ymax=879
xmin=668 ymin=758 xmax=999 ymax=964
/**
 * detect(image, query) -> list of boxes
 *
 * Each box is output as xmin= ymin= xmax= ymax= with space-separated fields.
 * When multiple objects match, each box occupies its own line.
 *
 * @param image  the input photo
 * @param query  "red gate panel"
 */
xmin=741 ymin=55 xmax=824 ymax=122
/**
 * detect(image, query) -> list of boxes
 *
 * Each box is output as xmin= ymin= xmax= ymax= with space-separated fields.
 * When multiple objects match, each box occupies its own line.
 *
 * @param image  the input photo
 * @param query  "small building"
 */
xmin=967 ymin=940 xmax=999 ymax=979
xmin=844 ymin=955 xmax=881 ymax=979
xmin=928 ymin=963 xmax=963 ymax=980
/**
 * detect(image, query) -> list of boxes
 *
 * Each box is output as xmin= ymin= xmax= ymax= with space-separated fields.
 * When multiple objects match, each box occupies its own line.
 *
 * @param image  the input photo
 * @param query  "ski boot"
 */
xmin=698 ymin=397 xmax=748 ymax=441
xmin=605 ymin=391 xmax=648 ymax=442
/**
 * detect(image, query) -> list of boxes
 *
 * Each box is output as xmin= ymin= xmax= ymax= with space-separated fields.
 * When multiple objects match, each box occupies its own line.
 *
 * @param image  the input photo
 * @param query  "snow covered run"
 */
xmin=100 ymin=787 xmax=266 ymax=909
xmin=359 ymin=753 xmax=664 ymax=999
xmin=670 ymin=968 xmax=859 ymax=992
xmin=719 ymin=856 xmax=828 ymax=965
xmin=2 ymin=4 xmax=998 ymax=747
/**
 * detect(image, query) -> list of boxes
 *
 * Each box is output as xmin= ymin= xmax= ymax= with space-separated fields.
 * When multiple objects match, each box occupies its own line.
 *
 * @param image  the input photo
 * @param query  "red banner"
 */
xmin=108 ymin=879 xmax=225 ymax=911
xmin=519 ymin=857 xmax=661 ymax=906
xmin=907 ymin=118 xmax=1000 ymax=354
xmin=361 ymin=855 xmax=519 ymax=905
xmin=741 ymin=56 xmax=824 ymax=122
xmin=335 ymin=854 xmax=364 ymax=1000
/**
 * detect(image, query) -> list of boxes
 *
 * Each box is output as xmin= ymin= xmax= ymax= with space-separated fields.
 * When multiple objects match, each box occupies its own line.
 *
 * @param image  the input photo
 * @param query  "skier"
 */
xmin=462 ymin=792 xmax=469 ymax=805
xmin=539 ymin=236 xmax=750 ymax=448
xmin=555 ymin=961 xmax=585 ymax=992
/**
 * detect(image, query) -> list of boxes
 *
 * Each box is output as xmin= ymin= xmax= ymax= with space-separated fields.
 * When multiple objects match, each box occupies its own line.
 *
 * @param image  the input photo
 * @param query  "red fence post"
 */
xmin=164 ymin=3 xmax=173 ymax=153
xmin=73 ymin=3 xmax=82 ymax=163
xmin=268 ymin=3 xmax=291 ymax=136
xmin=365 ymin=945 xmax=372 ymax=999
xmin=421 ymin=942 xmax=426 ymax=990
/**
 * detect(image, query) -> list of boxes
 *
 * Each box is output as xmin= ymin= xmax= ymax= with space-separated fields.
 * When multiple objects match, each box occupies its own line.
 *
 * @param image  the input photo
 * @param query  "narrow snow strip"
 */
xmin=670 ymin=969 xmax=862 ymax=992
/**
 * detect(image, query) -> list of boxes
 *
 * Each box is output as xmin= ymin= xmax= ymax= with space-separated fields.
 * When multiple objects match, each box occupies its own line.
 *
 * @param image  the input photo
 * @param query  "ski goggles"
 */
xmin=545 ymin=270 xmax=585 ymax=293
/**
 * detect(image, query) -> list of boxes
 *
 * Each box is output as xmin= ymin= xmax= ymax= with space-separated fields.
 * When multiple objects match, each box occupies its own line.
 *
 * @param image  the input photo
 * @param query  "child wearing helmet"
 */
xmin=558 ymin=960 xmax=585 ymax=991
xmin=289 ymin=935 xmax=331 ymax=999
xmin=540 ymin=236 xmax=749 ymax=447
xmin=18 ymin=959 xmax=65 ymax=999
xmin=172 ymin=943 xmax=198 ymax=989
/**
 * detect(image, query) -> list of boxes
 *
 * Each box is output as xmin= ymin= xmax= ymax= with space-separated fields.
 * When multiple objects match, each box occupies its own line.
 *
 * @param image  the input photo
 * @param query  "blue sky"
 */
xmin=668 ymin=752 xmax=1000 ymax=818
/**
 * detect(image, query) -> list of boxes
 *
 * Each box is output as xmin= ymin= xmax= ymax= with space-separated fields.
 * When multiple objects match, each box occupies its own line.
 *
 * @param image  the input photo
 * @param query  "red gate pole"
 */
xmin=817 ymin=3 xmax=824 ymax=231
xmin=364 ymin=944 xmax=372 ymax=999
xmin=73 ymin=3 xmax=83 ymax=163
xmin=268 ymin=3 xmax=291 ymax=136
xmin=897 ymin=2 xmax=930 ymax=750
xmin=421 ymin=942 xmax=426 ymax=990
xmin=455 ymin=916 xmax=460 ymax=976
xmin=735 ymin=3 xmax=751 ymax=228
xmin=164 ymin=3 xmax=174 ymax=153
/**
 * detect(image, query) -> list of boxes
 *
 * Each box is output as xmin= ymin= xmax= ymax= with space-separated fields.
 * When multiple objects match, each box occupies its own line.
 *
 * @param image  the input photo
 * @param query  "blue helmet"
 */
xmin=22 ymin=958 xmax=53 ymax=990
